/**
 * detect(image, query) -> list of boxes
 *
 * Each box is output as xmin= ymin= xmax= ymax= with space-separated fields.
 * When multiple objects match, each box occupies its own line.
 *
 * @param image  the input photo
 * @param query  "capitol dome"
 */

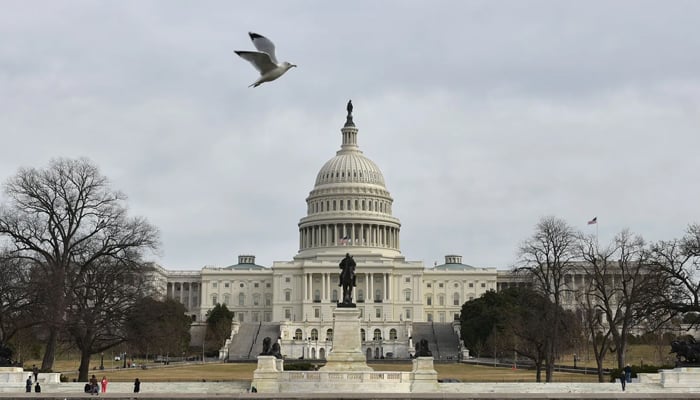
xmin=314 ymin=153 xmax=386 ymax=188
xmin=296 ymin=101 xmax=402 ymax=259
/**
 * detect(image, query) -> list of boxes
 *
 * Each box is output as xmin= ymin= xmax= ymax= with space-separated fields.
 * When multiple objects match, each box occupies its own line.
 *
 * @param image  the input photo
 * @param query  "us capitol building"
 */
xmin=151 ymin=102 xmax=529 ymax=360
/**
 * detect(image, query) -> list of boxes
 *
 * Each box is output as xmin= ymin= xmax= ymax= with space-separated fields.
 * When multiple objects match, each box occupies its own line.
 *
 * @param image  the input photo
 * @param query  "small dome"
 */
xmin=315 ymin=153 xmax=386 ymax=187
xmin=433 ymin=255 xmax=475 ymax=271
xmin=224 ymin=255 xmax=267 ymax=270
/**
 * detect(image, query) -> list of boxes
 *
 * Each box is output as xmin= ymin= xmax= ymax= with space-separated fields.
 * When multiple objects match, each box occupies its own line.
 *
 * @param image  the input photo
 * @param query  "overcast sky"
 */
xmin=1 ymin=1 xmax=698 ymax=270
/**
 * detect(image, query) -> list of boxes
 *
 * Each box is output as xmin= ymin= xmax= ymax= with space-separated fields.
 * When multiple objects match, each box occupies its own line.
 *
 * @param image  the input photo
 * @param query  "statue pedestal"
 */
xmin=320 ymin=307 xmax=373 ymax=372
xmin=251 ymin=356 xmax=281 ymax=393
xmin=411 ymin=357 xmax=439 ymax=392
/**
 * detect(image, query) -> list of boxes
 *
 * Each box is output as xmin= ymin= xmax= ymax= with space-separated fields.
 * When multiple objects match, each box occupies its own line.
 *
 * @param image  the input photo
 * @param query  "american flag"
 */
xmin=339 ymin=236 xmax=350 ymax=245
xmin=587 ymin=217 xmax=597 ymax=225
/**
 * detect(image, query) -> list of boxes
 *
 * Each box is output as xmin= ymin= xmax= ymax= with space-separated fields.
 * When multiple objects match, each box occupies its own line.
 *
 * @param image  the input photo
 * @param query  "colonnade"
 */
xmin=166 ymin=281 xmax=199 ymax=310
xmin=299 ymin=223 xmax=400 ymax=249
xmin=302 ymin=271 xmax=392 ymax=302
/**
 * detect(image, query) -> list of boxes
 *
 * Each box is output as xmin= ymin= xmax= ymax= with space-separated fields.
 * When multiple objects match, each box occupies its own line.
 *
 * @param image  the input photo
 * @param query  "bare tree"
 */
xmin=0 ymin=253 xmax=37 ymax=350
xmin=516 ymin=216 xmax=578 ymax=382
xmin=648 ymin=224 xmax=700 ymax=318
xmin=66 ymin=256 xmax=157 ymax=381
xmin=0 ymin=158 xmax=159 ymax=371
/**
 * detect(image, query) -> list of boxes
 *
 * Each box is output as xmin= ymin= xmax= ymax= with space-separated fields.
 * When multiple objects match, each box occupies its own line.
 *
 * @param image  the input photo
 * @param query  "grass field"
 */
xmin=24 ymin=344 xmax=670 ymax=383
xmin=48 ymin=361 xmax=601 ymax=383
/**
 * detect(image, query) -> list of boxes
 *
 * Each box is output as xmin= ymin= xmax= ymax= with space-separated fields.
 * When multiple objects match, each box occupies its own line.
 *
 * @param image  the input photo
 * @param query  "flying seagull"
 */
xmin=234 ymin=32 xmax=296 ymax=88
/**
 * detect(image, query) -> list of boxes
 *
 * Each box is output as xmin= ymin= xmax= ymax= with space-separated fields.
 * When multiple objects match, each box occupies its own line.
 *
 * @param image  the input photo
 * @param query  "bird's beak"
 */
xmin=291 ymin=64 xmax=297 ymax=68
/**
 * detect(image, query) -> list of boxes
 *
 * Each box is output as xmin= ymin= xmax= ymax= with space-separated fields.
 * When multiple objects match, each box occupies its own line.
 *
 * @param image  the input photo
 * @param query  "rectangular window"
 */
xmin=426 ymin=283 xmax=432 ymax=288
xmin=405 ymin=308 xmax=412 ymax=319
xmin=439 ymin=283 xmax=444 ymax=288
xmin=212 ymin=282 xmax=217 ymax=288
xmin=266 ymin=282 xmax=271 ymax=288
xmin=252 ymin=312 xmax=259 ymax=322
xmin=314 ymin=308 xmax=320 ymax=318
xmin=427 ymin=313 xmax=433 ymax=322
xmin=285 ymin=277 xmax=291 ymax=283
xmin=375 ymin=308 xmax=382 ymax=318
xmin=285 ymin=291 xmax=291 ymax=301
xmin=254 ymin=283 xmax=259 ymax=288
xmin=469 ymin=282 xmax=474 ymax=288
xmin=481 ymin=283 xmax=486 ymax=288
xmin=224 ymin=282 xmax=230 ymax=288
xmin=404 ymin=277 xmax=411 ymax=283
xmin=405 ymin=291 xmax=411 ymax=301
xmin=238 ymin=313 xmax=245 ymax=322
xmin=284 ymin=309 xmax=291 ymax=320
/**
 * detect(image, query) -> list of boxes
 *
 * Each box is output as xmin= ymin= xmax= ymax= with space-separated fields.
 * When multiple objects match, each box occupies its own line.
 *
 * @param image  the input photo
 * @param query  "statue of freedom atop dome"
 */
xmin=339 ymin=253 xmax=356 ymax=306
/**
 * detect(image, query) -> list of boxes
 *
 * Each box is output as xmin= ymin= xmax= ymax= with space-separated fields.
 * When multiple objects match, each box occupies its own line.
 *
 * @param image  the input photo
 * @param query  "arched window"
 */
xmin=453 ymin=292 xmax=460 ymax=306
xmin=375 ymin=289 xmax=382 ymax=302
xmin=326 ymin=329 xmax=333 ymax=341
xmin=311 ymin=329 xmax=318 ymax=340
xmin=373 ymin=329 xmax=382 ymax=341
xmin=314 ymin=289 xmax=321 ymax=302
xmin=404 ymin=289 xmax=412 ymax=301
xmin=389 ymin=329 xmax=397 ymax=340
xmin=294 ymin=329 xmax=302 ymax=340
xmin=357 ymin=289 xmax=364 ymax=302
xmin=438 ymin=295 xmax=445 ymax=306
xmin=238 ymin=293 xmax=245 ymax=306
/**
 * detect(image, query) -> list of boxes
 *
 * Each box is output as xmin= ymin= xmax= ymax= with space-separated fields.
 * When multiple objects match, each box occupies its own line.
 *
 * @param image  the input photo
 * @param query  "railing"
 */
xmin=280 ymin=371 xmax=409 ymax=383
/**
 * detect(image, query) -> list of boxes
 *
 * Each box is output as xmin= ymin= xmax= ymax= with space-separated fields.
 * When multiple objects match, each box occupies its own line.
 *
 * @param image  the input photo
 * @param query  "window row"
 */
xmin=211 ymin=281 xmax=271 ymax=289
xmin=425 ymin=282 xmax=488 ymax=289
xmin=211 ymin=293 xmax=271 ymax=306
xmin=425 ymin=293 xmax=466 ymax=306
xmin=308 ymin=197 xmax=391 ymax=214
xmin=293 ymin=328 xmax=398 ymax=341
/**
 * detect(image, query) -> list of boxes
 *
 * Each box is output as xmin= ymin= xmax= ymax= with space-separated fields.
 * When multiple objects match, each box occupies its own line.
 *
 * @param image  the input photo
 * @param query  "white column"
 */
xmin=187 ymin=282 xmax=192 ymax=310
xmin=365 ymin=273 xmax=370 ymax=301
xmin=369 ymin=273 xmax=374 ymax=302
xmin=385 ymin=273 xmax=390 ymax=301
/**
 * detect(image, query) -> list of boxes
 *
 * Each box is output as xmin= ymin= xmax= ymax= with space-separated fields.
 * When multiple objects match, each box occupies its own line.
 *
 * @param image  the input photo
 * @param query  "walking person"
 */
xmin=101 ymin=375 xmax=108 ymax=393
xmin=32 ymin=364 xmax=39 ymax=381
xmin=624 ymin=364 xmax=632 ymax=383
xmin=620 ymin=372 xmax=626 ymax=391
xmin=134 ymin=377 xmax=141 ymax=393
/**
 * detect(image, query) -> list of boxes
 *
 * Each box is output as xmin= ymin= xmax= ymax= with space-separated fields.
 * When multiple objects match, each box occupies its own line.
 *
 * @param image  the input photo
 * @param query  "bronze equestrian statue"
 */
xmin=339 ymin=253 xmax=356 ymax=306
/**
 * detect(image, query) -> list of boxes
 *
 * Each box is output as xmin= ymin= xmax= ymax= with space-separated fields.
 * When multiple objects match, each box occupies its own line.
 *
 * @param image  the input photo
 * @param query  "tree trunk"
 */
xmin=78 ymin=349 xmax=92 ymax=382
xmin=41 ymin=328 xmax=58 ymax=371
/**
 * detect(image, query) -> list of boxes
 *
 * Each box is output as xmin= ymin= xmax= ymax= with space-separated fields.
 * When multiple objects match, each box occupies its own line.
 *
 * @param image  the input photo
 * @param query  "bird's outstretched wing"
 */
xmin=234 ymin=51 xmax=277 ymax=74
xmin=248 ymin=32 xmax=278 ymax=64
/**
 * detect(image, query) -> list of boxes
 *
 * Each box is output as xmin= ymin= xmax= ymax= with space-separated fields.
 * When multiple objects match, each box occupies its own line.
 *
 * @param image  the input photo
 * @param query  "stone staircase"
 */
xmin=411 ymin=322 xmax=460 ymax=360
xmin=226 ymin=322 xmax=280 ymax=360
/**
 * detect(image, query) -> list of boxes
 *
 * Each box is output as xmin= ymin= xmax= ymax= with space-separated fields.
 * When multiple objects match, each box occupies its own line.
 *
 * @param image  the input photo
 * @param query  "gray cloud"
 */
xmin=1 ymin=1 xmax=698 ymax=269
